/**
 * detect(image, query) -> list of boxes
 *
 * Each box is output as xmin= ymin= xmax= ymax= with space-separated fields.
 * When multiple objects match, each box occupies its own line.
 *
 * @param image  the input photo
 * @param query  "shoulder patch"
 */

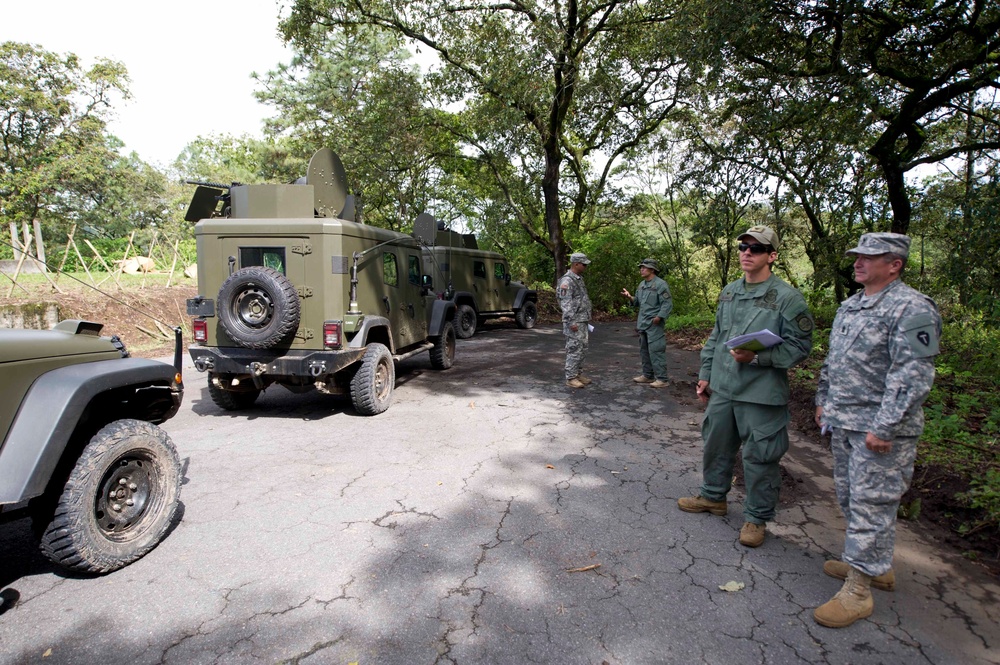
xmin=796 ymin=314 xmax=814 ymax=332
xmin=900 ymin=311 xmax=940 ymax=358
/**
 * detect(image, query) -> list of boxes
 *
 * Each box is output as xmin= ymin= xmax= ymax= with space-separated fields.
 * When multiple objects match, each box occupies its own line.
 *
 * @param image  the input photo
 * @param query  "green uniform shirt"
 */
xmin=699 ymin=274 xmax=814 ymax=405
xmin=632 ymin=275 xmax=673 ymax=331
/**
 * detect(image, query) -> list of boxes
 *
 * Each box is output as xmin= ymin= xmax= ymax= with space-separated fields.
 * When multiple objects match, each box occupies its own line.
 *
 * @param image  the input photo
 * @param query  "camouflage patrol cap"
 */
xmin=845 ymin=232 xmax=911 ymax=258
xmin=569 ymin=252 xmax=591 ymax=265
xmin=638 ymin=258 xmax=660 ymax=273
xmin=737 ymin=225 xmax=780 ymax=250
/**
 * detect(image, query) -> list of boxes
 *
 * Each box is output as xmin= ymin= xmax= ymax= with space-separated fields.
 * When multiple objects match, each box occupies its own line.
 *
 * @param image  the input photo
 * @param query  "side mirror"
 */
xmin=505 ymin=273 xmax=511 ymax=285
xmin=422 ymin=274 xmax=433 ymax=289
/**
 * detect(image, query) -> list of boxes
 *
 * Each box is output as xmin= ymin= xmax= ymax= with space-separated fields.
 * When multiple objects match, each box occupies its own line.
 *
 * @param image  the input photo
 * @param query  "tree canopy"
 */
xmin=280 ymin=0 xmax=693 ymax=280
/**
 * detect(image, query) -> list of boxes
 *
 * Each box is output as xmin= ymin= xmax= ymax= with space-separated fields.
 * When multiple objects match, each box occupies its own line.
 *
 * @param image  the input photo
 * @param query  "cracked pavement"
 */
xmin=1 ymin=322 xmax=998 ymax=664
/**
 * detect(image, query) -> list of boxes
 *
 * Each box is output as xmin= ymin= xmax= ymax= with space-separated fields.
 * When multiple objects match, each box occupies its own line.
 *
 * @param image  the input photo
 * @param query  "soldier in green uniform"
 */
xmin=813 ymin=233 xmax=941 ymax=628
xmin=678 ymin=225 xmax=814 ymax=548
xmin=622 ymin=258 xmax=673 ymax=387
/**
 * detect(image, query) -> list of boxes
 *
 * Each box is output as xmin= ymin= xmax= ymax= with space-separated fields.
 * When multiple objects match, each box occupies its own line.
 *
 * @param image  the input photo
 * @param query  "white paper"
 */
xmin=724 ymin=328 xmax=784 ymax=351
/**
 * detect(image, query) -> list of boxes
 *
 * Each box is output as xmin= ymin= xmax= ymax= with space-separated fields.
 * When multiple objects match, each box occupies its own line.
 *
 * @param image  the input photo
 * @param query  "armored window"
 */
xmin=474 ymin=261 xmax=487 ymax=279
xmin=240 ymin=247 xmax=286 ymax=274
xmin=408 ymin=255 xmax=421 ymax=285
xmin=494 ymin=263 xmax=507 ymax=280
xmin=383 ymin=252 xmax=398 ymax=286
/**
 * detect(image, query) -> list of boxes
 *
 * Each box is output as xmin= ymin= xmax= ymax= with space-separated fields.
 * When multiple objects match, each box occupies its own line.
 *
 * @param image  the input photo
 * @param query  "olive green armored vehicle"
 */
xmin=185 ymin=149 xmax=456 ymax=416
xmin=413 ymin=214 xmax=537 ymax=339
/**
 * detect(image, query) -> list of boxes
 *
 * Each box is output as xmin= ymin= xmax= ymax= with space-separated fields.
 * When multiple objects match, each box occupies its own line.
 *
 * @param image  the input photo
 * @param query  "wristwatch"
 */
xmin=749 ymin=354 xmax=759 ymax=366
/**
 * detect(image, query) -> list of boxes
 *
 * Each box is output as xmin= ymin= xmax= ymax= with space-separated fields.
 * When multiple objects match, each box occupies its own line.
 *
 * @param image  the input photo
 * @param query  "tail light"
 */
xmin=323 ymin=321 xmax=342 ymax=349
xmin=193 ymin=318 xmax=208 ymax=343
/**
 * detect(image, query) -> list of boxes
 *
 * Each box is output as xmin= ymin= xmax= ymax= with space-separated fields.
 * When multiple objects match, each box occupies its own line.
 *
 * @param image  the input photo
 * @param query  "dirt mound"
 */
xmin=4 ymin=284 xmax=197 ymax=358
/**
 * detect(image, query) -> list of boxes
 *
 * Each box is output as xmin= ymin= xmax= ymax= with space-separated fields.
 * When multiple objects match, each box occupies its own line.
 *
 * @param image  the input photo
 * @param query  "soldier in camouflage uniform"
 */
xmin=813 ymin=232 xmax=941 ymax=629
xmin=558 ymin=253 xmax=593 ymax=389
xmin=678 ymin=226 xmax=814 ymax=548
xmin=622 ymin=258 xmax=673 ymax=388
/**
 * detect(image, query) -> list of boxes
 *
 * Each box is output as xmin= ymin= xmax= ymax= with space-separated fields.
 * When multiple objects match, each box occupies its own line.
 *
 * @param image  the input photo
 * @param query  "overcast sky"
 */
xmin=4 ymin=0 xmax=293 ymax=168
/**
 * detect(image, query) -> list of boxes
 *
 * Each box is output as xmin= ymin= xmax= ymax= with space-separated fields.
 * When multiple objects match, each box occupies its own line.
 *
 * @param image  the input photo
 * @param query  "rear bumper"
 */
xmin=189 ymin=346 xmax=366 ymax=378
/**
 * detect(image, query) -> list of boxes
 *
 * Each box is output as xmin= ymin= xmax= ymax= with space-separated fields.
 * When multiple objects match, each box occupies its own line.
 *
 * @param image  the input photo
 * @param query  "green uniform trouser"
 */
xmin=639 ymin=326 xmax=668 ymax=381
xmin=700 ymin=394 xmax=790 ymax=524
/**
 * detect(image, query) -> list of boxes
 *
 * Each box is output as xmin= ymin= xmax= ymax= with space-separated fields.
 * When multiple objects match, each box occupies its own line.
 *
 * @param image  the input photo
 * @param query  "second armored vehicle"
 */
xmin=414 ymin=214 xmax=538 ymax=339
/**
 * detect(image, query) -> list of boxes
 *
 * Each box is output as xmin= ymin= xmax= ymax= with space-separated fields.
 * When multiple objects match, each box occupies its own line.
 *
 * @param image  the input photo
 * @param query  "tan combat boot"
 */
xmin=739 ymin=522 xmax=766 ymax=548
xmin=576 ymin=375 xmax=593 ymax=385
xmin=633 ymin=375 xmax=654 ymax=384
xmin=566 ymin=377 xmax=586 ymax=388
xmin=823 ymin=560 xmax=895 ymax=591
xmin=649 ymin=379 xmax=670 ymax=388
xmin=813 ymin=566 xmax=875 ymax=628
xmin=677 ymin=496 xmax=728 ymax=516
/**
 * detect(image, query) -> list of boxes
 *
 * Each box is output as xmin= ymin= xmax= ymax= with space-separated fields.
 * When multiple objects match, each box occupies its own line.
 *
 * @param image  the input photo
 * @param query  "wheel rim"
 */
xmin=446 ymin=331 xmax=456 ymax=361
xmin=460 ymin=309 xmax=474 ymax=332
xmin=95 ymin=453 xmax=155 ymax=539
xmin=526 ymin=304 xmax=537 ymax=324
xmin=374 ymin=358 xmax=392 ymax=401
xmin=233 ymin=286 xmax=274 ymax=329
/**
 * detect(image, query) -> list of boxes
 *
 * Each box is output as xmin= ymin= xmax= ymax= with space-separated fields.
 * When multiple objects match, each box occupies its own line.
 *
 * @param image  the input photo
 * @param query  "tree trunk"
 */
xmin=544 ymin=144 xmax=566 ymax=285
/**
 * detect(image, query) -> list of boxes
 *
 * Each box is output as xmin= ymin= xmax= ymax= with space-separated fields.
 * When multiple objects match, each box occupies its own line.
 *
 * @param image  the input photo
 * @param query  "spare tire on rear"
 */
xmin=217 ymin=266 xmax=300 ymax=349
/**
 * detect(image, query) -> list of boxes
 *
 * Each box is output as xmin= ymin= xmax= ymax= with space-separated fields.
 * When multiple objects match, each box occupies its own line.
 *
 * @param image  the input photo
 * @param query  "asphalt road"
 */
xmin=2 ymin=322 xmax=998 ymax=665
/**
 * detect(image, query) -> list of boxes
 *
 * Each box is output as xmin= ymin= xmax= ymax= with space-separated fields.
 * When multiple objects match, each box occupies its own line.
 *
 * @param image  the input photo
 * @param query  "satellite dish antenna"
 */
xmin=413 ymin=213 xmax=438 ymax=245
xmin=307 ymin=148 xmax=348 ymax=218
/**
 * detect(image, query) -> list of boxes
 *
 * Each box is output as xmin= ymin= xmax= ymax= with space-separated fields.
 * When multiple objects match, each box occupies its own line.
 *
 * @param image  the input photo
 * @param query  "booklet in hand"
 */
xmin=725 ymin=329 xmax=784 ymax=352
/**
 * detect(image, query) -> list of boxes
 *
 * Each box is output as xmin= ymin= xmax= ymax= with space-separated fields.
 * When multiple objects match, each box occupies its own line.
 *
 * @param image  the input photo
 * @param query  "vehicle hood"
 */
xmin=0 ymin=329 xmax=120 ymax=364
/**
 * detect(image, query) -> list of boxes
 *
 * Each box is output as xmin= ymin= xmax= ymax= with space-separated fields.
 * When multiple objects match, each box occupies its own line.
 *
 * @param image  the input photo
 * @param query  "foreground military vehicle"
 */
xmin=0 ymin=321 xmax=184 ymax=573
xmin=413 ymin=214 xmax=538 ymax=339
xmin=185 ymin=148 xmax=456 ymax=416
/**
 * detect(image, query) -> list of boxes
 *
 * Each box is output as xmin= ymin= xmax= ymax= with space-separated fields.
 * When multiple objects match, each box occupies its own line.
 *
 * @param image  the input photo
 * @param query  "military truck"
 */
xmin=185 ymin=148 xmax=456 ymax=416
xmin=0 ymin=321 xmax=184 ymax=574
xmin=413 ymin=214 xmax=538 ymax=339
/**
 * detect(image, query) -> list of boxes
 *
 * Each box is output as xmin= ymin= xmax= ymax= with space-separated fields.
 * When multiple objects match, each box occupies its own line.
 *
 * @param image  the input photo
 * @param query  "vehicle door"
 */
xmin=380 ymin=248 xmax=427 ymax=349
xmin=473 ymin=259 xmax=492 ymax=312
xmin=492 ymin=260 xmax=516 ymax=311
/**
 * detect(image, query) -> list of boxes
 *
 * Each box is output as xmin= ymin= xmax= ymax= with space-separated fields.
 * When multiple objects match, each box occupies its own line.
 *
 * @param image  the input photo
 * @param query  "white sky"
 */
xmin=3 ymin=0 xmax=293 ymax=169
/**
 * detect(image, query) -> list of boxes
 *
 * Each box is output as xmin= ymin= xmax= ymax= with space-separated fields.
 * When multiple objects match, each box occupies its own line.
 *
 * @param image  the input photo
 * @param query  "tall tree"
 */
xmin=684 ymin=0 xmax=1000 ymax=234
xmin=0 ymin=42 xmax=130 ymax=235
xmin=281 ymin=0 xmax=692 ymax=281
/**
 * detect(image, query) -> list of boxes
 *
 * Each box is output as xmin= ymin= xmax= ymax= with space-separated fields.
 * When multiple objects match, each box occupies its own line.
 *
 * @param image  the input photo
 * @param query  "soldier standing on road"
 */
xmin=622 ymin=258 xmax=673 ymax=388
xmin=813 ymin=233 xmax=941 ymax=629
xmin=677 ymin=225 xmax=814 ymax=548
xmin=558 ymin=253 xmax=593 ymax=389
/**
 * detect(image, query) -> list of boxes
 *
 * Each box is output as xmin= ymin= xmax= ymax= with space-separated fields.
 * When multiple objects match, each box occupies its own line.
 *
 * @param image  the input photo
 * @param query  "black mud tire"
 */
xmin=350 ymin=343 xmax=395 ymax=416
xmin=430 ymin=321 xmax=456 ymax=370
xmin=454 ymin=304 xmax=477 ymax=339
xmin=515 ymin=300 xmax=538 ymax=329
xmin=37 ymin=419 xmax=181 ymax=574
xmin=217 ymin=266 xmax=300 ymax=349
xmin=207 ymin=372 xmax=261 ymax=410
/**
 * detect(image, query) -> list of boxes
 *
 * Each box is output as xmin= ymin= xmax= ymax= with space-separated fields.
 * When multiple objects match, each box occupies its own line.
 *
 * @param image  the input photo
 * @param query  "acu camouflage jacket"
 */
xmin=816 ymin=279 xmax=941 ymax=440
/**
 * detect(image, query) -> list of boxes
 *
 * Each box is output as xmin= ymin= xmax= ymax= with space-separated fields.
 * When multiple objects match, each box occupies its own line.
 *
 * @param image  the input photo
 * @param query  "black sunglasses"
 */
xmin=738 ymin=242 xmax=772 ymax=255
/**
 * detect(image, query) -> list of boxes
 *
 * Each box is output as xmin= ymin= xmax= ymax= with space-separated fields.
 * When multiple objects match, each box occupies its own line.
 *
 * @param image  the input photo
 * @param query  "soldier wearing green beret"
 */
xmin=813 ymin=232 xmax=941 ymax=629
xmin=678 ymin=225 xmax=814 ymax=548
